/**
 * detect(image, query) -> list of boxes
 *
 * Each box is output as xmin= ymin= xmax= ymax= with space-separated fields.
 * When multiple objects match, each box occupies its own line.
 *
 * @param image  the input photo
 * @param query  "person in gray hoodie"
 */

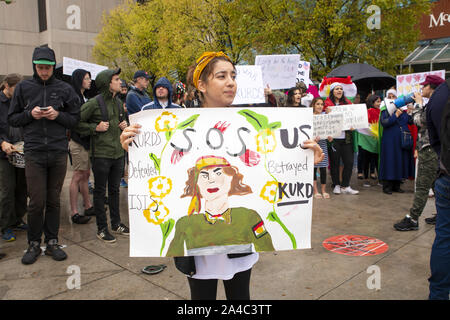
xmin=141 ymin=77 xmax=181 ymax=110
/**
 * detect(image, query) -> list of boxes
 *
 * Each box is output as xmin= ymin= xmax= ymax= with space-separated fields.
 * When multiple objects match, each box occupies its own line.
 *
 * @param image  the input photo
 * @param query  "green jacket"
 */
xmin=75 ymin=69 xmax=126 ymax=159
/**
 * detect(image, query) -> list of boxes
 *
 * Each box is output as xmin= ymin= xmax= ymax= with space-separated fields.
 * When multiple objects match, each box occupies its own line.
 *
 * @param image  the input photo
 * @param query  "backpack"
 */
xmin=440 ymin=79 xmax=450 ymax=174
xmin=95 ymin=94 xmax=125 ymax=123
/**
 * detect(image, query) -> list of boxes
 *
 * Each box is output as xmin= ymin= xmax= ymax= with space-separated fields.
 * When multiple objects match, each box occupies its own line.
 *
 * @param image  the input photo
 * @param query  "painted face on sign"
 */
xmin=198 ymin=60 xmax=237 ymax=108
xmin=197 ymin=167 xmax=233 ymax=202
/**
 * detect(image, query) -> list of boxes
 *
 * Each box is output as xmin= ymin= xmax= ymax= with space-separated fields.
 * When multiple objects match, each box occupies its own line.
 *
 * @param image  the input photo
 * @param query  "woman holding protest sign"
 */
xmin=120 ymin=51 xmax=324 ymax=300
xmin=323 ymin=79 xmax=359 ymax=195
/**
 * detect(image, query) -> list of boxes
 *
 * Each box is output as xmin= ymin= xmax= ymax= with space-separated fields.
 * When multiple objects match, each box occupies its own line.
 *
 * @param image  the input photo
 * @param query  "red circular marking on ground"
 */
xmin=322 ymin=235 xmax=389 ymax=256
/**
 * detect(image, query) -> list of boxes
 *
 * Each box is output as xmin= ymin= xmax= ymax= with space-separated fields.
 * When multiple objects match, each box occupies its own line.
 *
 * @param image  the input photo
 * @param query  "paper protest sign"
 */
xmin=255 ymin=54 xmax=300 ymax=90
xmin=328 ymin=104 xmax=368 ymax=130
xmin=396 ymin=70 xmax=445 ymax=97
xmin=313 ymin=113 xmax=344 ymax=138
xmin=128 ymin=107 xmax=314 ymax=257
xmin=63 ymin=57 xmax=108 ymax=80
xmin=232 ymin=65 xmax=265 ymax=105
xmin=296 ymin=61 xmax=312 ymax=87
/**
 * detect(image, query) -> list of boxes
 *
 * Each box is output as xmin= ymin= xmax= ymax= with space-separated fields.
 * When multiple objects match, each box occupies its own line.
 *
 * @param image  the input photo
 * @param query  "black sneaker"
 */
xmin=0 ymin=252 xmax=6 ymax=260
xmin=84 ymin=207 xmax=95 ymax=216
xmin=97 ymin=228 xmax=116 ymax=243
xmin=394 ymin=216 xmax=418 ymax=231
xmin=425 ymin=215 xmax=437 ymax=225
xmin=45 ymin=239 xmax=67 ymax=261
xmin=71 ymin=213 xmax=91 ymax=224
xmin=22 ymin=241 xmax=42 ymax=265
xmin=112 ymin=223 xmax=129 ymax=236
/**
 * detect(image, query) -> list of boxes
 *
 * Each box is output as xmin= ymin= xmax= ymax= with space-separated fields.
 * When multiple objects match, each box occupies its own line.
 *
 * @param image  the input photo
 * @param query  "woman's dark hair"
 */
xmin=0 ymin=73 xmax=22 ymax=91
xmin=181 ymin=166 xmax=252 ymax=198
xmin=186 ymin=56 xmax=236 ymax=104
xmin=285 ymin=87 xmax=301 ymax=107
xmin=366 ymin=94 xmax=381 ymax=109
xmin=328 ymin=86 xmax=348 ymax=105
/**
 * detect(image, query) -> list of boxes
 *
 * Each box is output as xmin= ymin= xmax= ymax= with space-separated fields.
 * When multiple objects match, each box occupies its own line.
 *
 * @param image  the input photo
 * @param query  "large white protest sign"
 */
xmin=63 ymin=57 xmax=108 ymax=80
xmin=328 ymin=104 xmax=369 ymax=130
xmin=255 ymin=54 xmax=300 ymax=90
xmin=232 ymin=65 xmax=265 ymax=105
xmin=396 ymin=70 xmax=445 ymax=97
xmin=128 ymin=108 xmax=314 ymax=257
xmin=313 ymin=113 xmax=344 ymax=138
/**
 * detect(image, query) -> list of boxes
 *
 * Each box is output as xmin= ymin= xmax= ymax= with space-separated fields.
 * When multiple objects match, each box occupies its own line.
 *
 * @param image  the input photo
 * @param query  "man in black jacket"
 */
xmin=8 ymin=46 xmax=81 ymax=265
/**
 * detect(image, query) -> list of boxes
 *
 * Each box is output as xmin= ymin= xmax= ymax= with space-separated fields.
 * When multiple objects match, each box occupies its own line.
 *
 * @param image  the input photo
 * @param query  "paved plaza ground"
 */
xmin=0 ymin=164 xmax=437 ymax=300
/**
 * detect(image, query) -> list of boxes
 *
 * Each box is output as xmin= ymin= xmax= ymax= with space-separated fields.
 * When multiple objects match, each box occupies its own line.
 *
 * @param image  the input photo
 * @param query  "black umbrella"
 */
xmin=326 ymin=63 xmax=396 ymax=91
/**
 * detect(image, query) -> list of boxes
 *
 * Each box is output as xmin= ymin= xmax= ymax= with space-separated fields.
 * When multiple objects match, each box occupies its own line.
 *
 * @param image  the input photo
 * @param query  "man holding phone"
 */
xmin=8 ymin=46 xmax=81 ymax=265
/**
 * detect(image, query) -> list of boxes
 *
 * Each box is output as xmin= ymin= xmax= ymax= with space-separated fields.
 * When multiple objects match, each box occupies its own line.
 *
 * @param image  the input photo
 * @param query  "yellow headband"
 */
xmin=187 ymin=156 xmax=231 ymax=216
xmin=192 ymin=51 xmax=232 ymax=89
xmin=195 ymin=155 xmax=230 ymax=170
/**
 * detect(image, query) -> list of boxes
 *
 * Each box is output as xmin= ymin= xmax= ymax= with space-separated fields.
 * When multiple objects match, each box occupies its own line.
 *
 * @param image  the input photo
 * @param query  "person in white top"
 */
xmin=120 ymin=51 xmax=325 ymax=300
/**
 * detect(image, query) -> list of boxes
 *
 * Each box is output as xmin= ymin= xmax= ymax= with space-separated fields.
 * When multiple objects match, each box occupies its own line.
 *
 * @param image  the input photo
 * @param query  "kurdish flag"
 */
xmin=355 ymin=108 xmax=380 ymax=154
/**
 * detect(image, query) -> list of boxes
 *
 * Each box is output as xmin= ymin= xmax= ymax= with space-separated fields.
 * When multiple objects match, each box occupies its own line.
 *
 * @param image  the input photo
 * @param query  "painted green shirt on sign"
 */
xmin=166 ymin=207 xmax=275 ymax=257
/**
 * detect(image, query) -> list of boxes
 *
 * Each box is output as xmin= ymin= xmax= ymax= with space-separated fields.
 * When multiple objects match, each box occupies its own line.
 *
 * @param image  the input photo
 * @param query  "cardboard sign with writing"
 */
xmin=313 ymin=113 xmax=345 ymax=138
xmin=128 ymin=107 xmax=314 ymax=257
xmin=296 ymin=61 xmax=312 ymax=87
xmin=328 ymin=104 xmax=369 ymax=130
xmin=63 ymin=57 xmax=108 ymax=80
xmin=255 ymin=54 xmax=300 ymax=90
xmin=396 ymin=70 xmax=445 ymax=97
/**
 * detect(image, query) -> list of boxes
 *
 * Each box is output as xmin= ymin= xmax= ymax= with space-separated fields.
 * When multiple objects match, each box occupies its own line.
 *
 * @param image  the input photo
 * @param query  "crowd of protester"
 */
xmin=0 ymin=45 xmax=449 ymax=300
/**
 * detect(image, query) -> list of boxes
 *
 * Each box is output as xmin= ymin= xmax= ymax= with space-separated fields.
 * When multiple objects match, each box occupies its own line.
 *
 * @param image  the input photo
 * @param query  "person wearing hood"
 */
xmin=68 ymin=69 xmax=94 ymax=225
xmin=378 ymin=88 xmax=415 ymax=195
xmin=126 ymin=70 xmax=151 ymax=115
xmin=1 ymin=73 xmax=27 ymax=246
xmin=141 ymin=77 xmax=181 ymax=110
xmin=8 ymin=46 xmax=81 ymax=265
xmin=75 ymin=68 xmax=129 ymax=244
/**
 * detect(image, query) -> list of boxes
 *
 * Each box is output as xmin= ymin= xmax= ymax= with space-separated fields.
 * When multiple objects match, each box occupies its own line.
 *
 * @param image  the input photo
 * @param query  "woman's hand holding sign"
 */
xmin=120 ymin=123 xmax=141 ymax=151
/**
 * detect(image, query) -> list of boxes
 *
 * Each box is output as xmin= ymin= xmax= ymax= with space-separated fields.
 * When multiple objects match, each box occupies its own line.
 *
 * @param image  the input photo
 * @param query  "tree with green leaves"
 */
xmin=247 ymin=0 xmax=431 ymax=79
xmin=93 ymin=0 xmax=431 ymax=83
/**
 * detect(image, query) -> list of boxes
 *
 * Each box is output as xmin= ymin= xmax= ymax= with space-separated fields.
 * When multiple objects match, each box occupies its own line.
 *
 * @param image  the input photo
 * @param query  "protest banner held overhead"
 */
xmin=255 ymin=54 xmax=300 ymax=90
xmin=127 ymin=108 xmax=314 ymax=257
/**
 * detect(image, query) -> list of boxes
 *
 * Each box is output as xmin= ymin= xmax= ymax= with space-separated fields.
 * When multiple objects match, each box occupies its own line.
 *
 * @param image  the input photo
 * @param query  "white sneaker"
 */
xmin=341 ymin=186 xmax=359 ymax=195
xmin=333 ymin=185 xmax=341 ymax=194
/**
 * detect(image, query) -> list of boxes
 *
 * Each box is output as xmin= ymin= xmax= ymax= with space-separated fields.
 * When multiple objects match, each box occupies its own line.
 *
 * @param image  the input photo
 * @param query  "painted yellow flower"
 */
xmin=260 ymin=181 xmax=282 ymax=203
xmin=155 ymin=111 xmax=178 ymax=132
xmin=148 ymin=176 xmax=172 ymax=199
xmin=256 ymin=129 xmax=277 ymax=154
xmin=143 ymin=201 xmax=169 ymax=225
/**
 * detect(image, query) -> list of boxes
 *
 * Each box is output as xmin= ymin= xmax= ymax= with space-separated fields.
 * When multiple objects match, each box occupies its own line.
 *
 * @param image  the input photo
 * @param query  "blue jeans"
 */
xmin=429 ymin=174 xmax=450 ymax=300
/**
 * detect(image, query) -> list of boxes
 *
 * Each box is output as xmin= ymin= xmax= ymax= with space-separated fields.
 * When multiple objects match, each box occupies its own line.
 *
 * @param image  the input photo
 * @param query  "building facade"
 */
xmin=403 ymin=0 xmax=450 ymax=78
xmin=0 ymin=0 xmax=123 ymax=77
